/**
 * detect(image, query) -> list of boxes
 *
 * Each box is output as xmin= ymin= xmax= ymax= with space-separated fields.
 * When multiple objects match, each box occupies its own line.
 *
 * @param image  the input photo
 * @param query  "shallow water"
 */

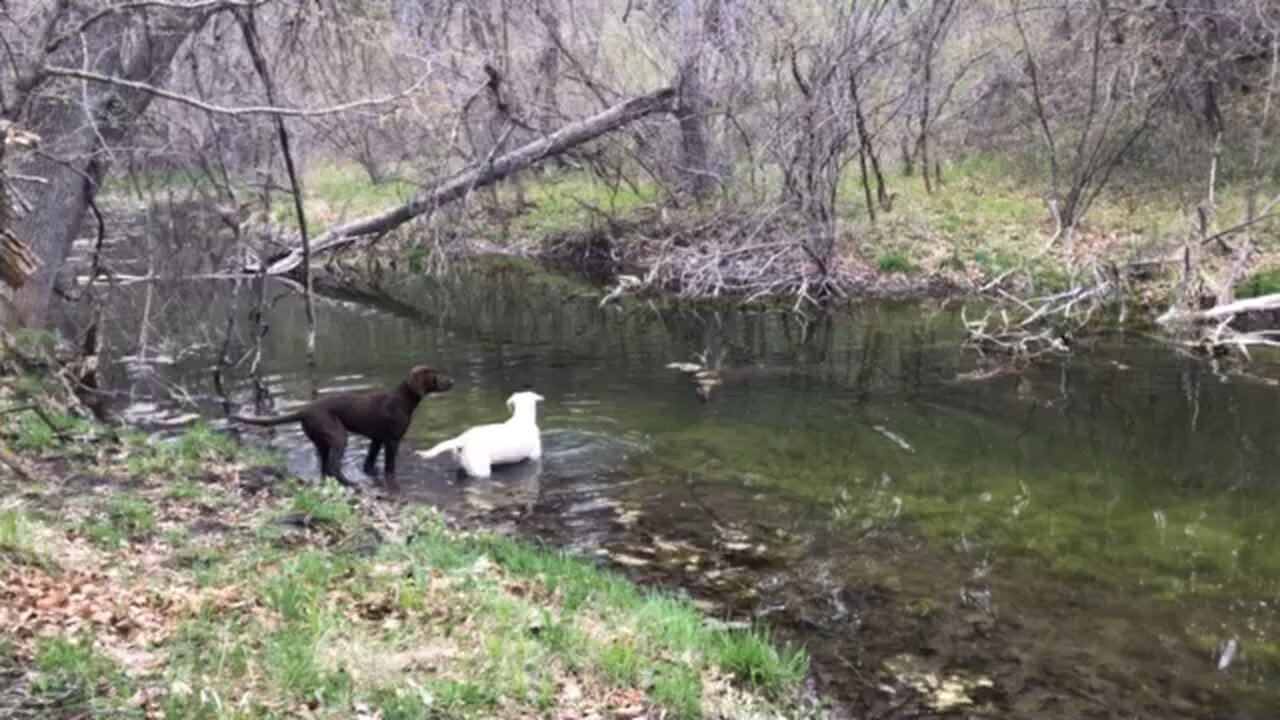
xmin=71 ymin=266 xmax=1280 ymax=717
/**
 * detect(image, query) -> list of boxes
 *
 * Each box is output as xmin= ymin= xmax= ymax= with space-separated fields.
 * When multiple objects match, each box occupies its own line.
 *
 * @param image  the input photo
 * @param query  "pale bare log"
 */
xmin=1157 ymin=293 xmax=1280 ymax=325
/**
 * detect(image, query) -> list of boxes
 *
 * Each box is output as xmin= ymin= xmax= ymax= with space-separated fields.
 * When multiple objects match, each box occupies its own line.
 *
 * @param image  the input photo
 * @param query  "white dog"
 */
xmin=418 ymin=391 xmax=544 ymax=478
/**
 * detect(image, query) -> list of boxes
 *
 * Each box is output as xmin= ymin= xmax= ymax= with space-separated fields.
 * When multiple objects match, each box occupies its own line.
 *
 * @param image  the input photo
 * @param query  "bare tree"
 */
xmin=1 ymin=3 xmax=213 ymax=326
xmin=1011 ymin=0 xmax=1177 ymax=230
xmin=907 ymin=0 xmax=958 ymax=193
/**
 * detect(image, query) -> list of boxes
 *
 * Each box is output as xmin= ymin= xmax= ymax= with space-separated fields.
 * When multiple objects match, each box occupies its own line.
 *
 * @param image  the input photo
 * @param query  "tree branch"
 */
xmin=41 ymin=64 xmax=432 ymax=117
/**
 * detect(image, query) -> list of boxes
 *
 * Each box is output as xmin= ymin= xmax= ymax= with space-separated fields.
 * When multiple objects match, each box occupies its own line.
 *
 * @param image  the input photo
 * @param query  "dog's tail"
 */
xmin=419 ymin=435 xmax=462 ymax=460
xmin=229 ymin=410 xmax=304 ymax=427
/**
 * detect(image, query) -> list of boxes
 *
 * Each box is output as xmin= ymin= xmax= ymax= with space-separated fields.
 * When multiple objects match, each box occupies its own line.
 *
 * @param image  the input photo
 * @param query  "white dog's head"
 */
xmin=506 ymin=390 xmax=545 ymax=415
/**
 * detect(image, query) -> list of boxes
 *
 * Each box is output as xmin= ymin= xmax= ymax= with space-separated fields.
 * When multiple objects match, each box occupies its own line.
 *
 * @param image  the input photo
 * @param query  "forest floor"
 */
xmin=0 ymin=343 xmax=818 ymax=720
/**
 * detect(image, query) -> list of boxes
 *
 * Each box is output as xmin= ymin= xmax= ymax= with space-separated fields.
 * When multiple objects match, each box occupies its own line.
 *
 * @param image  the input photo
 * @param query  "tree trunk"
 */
xmin=6 ymin=9 xmax=206 ymax=327
xmin=675 ymin=0 xmax=717 ymax=200
xmin=918 ymin=62 xmax=934 ymax=194
xmin=263 ymin=88 xmax=676 ymax=275
xmin=536 ymin=4 xmax=562 ymax=134
xmin=849 ymin=74 xmax=889 ymax=208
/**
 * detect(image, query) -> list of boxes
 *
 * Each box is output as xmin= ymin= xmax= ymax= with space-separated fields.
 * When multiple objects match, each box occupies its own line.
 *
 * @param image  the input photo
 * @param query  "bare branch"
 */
xmin=41 ymin=64 xmax=433 ymax=117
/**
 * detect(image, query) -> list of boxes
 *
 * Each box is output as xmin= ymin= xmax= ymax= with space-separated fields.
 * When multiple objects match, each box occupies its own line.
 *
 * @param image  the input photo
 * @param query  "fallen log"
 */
xmin=262 ymin=88 xmax=675 ymax=276
xmin=1157 ymin=293 xmax=1280 ymax=324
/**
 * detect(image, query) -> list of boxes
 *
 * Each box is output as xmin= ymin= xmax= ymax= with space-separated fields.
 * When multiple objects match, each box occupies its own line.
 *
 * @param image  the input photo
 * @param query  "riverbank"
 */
xmin=0 ymin=343 xmax=818 ymax=720
xmin=90 ymin=155 xmax=1280 ymax=321
xmin=222 ymin=157 xmax=1280 ymax=308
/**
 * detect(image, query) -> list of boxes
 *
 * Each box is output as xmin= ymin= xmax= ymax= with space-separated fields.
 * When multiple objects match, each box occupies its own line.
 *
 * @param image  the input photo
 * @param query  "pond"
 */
xmin=71 ymin=262 xmax=1280 ymax=718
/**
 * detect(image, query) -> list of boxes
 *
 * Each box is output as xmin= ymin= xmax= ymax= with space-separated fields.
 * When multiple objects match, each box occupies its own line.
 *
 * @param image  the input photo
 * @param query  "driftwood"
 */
xmin=262 ymin=88 xmax=676 ymax=276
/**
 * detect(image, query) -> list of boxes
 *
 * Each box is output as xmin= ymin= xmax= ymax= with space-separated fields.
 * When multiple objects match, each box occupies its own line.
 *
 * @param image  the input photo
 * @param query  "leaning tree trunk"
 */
xmin=5 ymin=9 xmax=206 ymax=327
xmin=262 ymin=88 xmax=675 ymax=275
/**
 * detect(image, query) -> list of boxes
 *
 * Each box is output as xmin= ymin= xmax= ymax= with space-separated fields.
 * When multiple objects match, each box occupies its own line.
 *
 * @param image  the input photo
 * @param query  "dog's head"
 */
xmin=407 ymin=365 xmax=453 ymax=396
xmin=505 ymin=390 xmax=545 ymax=414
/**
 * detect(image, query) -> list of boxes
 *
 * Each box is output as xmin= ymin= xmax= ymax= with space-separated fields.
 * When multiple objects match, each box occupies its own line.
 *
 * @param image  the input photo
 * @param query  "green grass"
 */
xmin=506 ymin=172 xmax=658 ymax=235
xmin=271 ymin=162 xmax=417 ymax=234
xmin=650 ymin=662 xmax=704 ymax=718
xmin=118 ymin=422 xmax=266 ymax=478
xmin=0 ymin=509 xmax=26 ymax=550
xmin=31 ymin=633 xmax=133 ymax=714
xmin=875 ymin=251 xmax=916 ymax=274
xmin=290 ymin=483 xmax=355 ymax=526
xmin=0 ymin=509 xmax=51 ymax=567
xmin=165 ymin=479 xmax=206 ymax=501
xmin=714 ymin=628 xmax=807 ymax=693
xmin=81 ymin=493 xmax=155 ymax=548
xmin=392 ymin=522 xmax=808 ymax=703
xmin=158 ymin=512 xmax=810 ymax=718
xmin=5 ymin=410 xmax=84 ymax=453
xmin=1237 ymin=267 xmax=1280 ymax=298
xmin=829 ymin=152 xmax=1280 ymax=291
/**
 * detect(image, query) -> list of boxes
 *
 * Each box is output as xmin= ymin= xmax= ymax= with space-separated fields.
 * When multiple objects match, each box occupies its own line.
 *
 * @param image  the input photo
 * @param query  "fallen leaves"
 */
xmin=0 ymin=564 xmax=202 ymax=673
xmin=545 ymin=676 xmax=660 ymax=720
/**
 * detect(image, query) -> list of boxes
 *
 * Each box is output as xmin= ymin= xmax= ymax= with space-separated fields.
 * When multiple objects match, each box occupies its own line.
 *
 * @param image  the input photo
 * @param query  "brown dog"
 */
xmin=231 ymin=365 xmax=452 ymax=487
